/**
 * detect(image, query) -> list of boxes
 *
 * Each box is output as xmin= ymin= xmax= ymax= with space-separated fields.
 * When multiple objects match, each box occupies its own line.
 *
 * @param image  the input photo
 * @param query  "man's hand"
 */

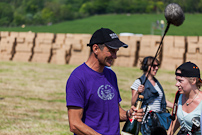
xmin=127 ymin=106 xmax=144 ymax=122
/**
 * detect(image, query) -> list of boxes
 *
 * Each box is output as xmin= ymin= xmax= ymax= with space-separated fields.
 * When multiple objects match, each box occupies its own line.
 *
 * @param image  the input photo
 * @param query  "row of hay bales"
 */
xmin=0 ymin=31 xmax=201 ymax=71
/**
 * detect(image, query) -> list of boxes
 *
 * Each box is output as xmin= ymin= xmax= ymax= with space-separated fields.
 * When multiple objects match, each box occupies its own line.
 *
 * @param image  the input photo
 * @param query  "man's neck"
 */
xmin=85 ymin=54 xmax=104 ymax=73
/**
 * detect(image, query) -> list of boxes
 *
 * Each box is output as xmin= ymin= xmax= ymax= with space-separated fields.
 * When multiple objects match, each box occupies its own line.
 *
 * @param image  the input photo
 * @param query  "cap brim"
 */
xmin=87 ymin=43 xmax=94 ymax=46
xmin=105 ymin=39 xmax=128 ymax=49
xmin=175 ymin=72 xmax=183 ymax=77
xmin=176 ymin=72 xmax=202 ymax=83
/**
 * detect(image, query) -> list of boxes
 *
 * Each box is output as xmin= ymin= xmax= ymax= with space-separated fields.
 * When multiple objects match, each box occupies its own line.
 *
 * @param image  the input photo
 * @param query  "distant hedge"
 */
xmin=0 ymin=0 xmax=201 ymax=26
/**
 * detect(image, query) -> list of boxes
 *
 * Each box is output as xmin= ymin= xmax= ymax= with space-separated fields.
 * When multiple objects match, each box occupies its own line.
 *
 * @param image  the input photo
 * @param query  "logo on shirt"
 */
xmin=97 ymin=85 xmax=115 ymax=100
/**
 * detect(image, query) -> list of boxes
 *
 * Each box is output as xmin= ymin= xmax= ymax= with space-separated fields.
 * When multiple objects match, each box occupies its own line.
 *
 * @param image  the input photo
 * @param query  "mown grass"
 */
xmin=0 ymin=14 xmax=202 ymax=36
xmin=0 ymin=61 xmax=180 ymax=135
xmin=0 ymin=61 xmax=74 ymax=135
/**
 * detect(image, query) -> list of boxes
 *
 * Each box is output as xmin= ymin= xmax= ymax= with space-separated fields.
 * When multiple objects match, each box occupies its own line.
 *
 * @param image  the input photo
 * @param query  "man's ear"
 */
xmin=92 ymin=44 xmax=99 ymax=54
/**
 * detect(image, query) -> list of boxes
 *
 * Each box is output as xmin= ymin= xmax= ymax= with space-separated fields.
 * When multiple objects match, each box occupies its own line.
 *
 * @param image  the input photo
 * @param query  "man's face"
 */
xmin=97 ymin=45 xmax=118 ymax=67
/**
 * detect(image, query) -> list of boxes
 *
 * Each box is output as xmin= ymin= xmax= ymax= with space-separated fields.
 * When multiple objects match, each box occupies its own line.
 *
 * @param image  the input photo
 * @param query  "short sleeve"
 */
xmin=131 ymin=79 xmax=141 ymax=91
xmin=66 ymin=74 xmax=85 ymax=108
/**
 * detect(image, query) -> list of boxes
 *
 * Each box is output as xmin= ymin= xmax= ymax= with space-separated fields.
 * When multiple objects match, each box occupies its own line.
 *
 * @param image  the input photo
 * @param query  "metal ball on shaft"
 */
xmin=164 ymin=3 xmax=185 ymax=26
xmin=142 ymin=3 xmax=185 ymax=85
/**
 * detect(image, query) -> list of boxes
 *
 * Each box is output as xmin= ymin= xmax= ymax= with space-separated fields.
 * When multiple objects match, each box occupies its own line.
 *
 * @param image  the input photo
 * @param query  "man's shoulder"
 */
xmin=104 ymin=67 xmax=117 ymax=78
xmin=68 ymin=63 xmax=86 ymax=78
xmin=72 ymin=63 xmax=86 ymax=73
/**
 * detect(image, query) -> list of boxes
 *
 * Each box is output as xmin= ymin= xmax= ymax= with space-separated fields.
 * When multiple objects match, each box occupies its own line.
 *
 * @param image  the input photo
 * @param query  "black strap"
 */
xmin=170 ymin=90 xmax=180 ymax=121
xmin=138 ymin=78 xmax=142 ymax=84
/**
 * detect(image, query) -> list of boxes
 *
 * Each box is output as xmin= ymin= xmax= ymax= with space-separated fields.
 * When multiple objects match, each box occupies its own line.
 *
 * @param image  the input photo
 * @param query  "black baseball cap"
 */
xmin=87 ymin=28 xmax=128 ymax=49
xmin=175 ymin=61 xmax=202 ymax=82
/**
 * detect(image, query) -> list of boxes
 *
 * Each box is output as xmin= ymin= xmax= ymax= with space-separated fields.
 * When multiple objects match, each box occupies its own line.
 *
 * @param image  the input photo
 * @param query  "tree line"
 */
xmin=0 ymin=0 xmax=202 ymax=26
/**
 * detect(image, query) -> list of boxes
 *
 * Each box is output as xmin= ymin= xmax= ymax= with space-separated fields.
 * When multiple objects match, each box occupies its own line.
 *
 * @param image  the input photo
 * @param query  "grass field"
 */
xmin=0 ymin=14 xmax=202 ymax=36
xmin=0 ymin=61 xmax=178 ymax=135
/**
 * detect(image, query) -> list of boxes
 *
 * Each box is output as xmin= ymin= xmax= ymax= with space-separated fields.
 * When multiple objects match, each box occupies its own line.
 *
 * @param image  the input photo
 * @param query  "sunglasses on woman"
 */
xmin=151 ymin=64 xmax=160 ymax=68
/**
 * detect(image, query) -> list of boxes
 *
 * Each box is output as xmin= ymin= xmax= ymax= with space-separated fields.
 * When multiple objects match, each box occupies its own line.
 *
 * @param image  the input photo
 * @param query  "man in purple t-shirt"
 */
xmin=66 ymin=28 xmax=144 ymax=135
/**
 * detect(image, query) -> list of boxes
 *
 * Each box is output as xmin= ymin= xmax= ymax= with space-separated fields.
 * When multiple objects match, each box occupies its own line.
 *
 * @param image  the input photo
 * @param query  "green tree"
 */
xmin=33 ymin=11 xmax=45 ymax=25
xmin=41 ymin=8 xmax=54 ymax=24
xmin=146 ymin=1 xmax=164 ymax=13
xmin=92 ymin=0 xmax=109 ymax=14
xmin=79 ymin=2 xmax=96 ymax=15
xmin=146 ymin=1 xmax=155 ymax=13
xmin=22 ymin=0 xmax=44 ymax=14
xmin=44 ymin=1 xmax=61 ymax=22
xmin=107 ymin=0 xmax=133 ymax=13
xmin=197 ymin=0 xmax=202 ymax=12
xmin=0 ymin=2 xmax=14 ymax=26
xmin=60 ymin=4 xmax=75 ymax=20
xmin=2 ymin=0 xmax=202 ymax=26
xmin=64 ymin=0 xmax=86 ymax=11
xmin=156 ymin=1 xmax=164 ymax=13
xmin=12 ymin=12 xmax=25 ymax=26
xmin=133 ymin=0 xmax=148 ymax=13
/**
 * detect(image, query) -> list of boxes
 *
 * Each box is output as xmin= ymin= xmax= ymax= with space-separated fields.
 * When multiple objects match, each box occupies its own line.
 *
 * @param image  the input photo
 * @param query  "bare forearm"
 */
xmin=131 ymin=85 xmax=144 ymax=106
xmin=68 ymin=107 xmax=101 ymax=135
xmin=70 ymin=121 xmax=101 ymax=135
xmin=166 ymin=100 xmax=174 ymax=108
xmin=119 ymin=105 xmax=127 ymax=121
xmin=131 ymin=90 xmax=139 ymax=106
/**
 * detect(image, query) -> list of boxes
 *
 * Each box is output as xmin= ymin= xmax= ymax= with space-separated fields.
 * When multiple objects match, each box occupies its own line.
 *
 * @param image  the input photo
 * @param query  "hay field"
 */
xmin=0 ymin=61 xmax=177 ymax=135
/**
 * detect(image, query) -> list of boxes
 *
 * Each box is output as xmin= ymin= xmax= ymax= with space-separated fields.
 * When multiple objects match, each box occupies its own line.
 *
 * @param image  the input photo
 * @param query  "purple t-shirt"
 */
xmin=66 ymin=63 xmax=122 ymax=135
